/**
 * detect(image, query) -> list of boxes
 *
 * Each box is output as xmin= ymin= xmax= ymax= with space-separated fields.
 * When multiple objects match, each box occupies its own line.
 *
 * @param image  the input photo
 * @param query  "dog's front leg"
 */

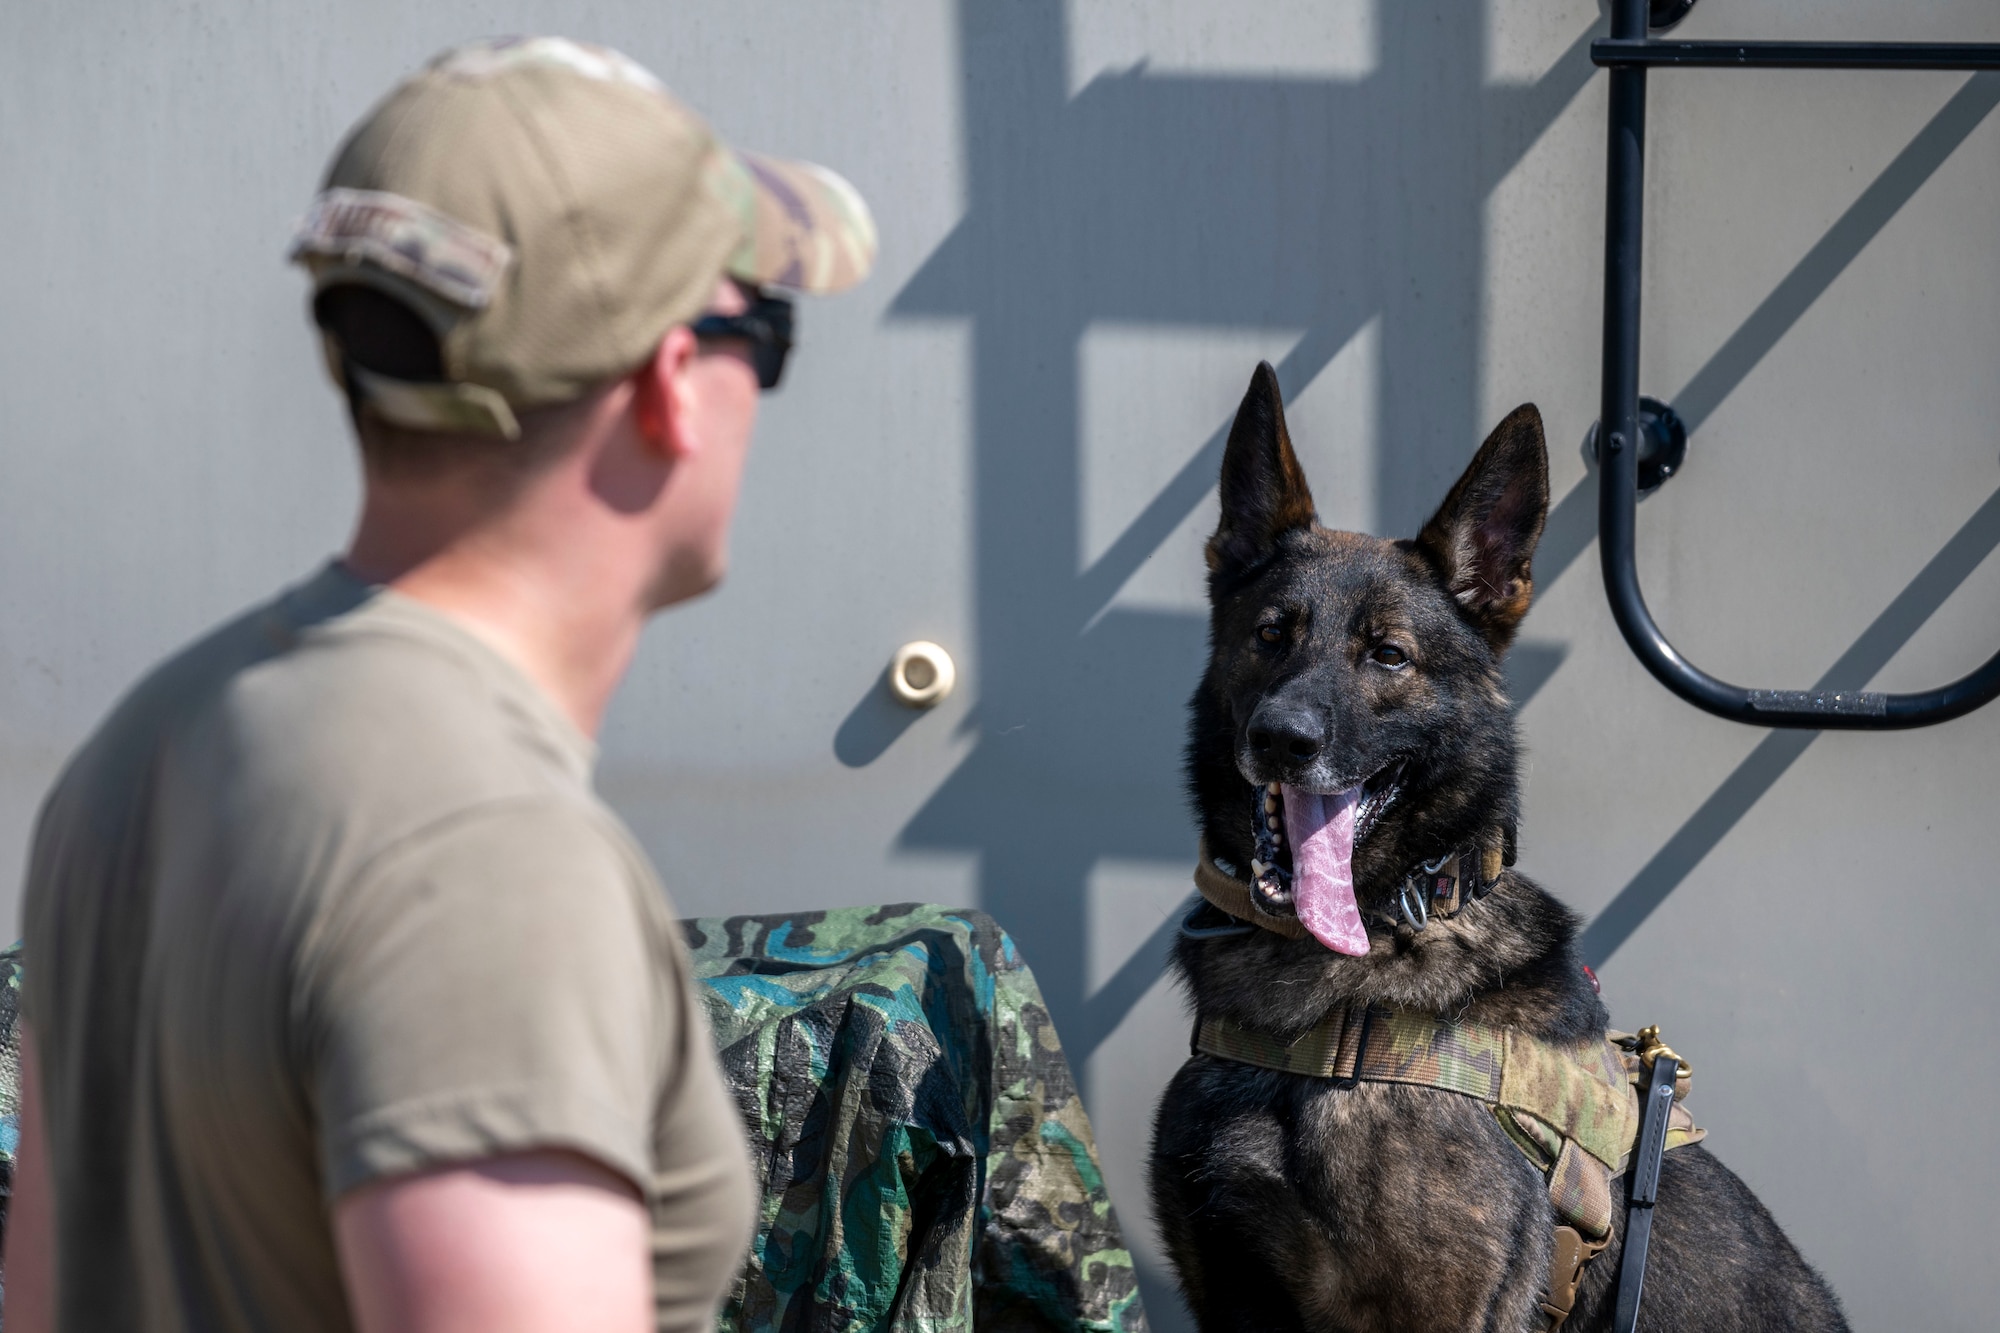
xmin=1286 ymin=1085 xmax=1560 ymax=1333
xmin=1152 ymin=1157 xmax=1315 ymax=1333
xmin=1151 ymin=1069 xmax=1555 ymax=1332
xmin=1151 ymin=1070 xmax=1317 ymax=1332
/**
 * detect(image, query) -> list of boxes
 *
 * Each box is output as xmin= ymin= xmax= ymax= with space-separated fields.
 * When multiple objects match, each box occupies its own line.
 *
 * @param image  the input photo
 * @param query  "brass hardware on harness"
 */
xmin=1631 ymin=1025 xmax=1688 ymax=1074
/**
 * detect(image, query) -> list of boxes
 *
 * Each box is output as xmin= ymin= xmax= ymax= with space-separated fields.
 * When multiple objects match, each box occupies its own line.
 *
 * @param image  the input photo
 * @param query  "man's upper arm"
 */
xmin=335 ymin=1148 xmax=651 ymax=1333
xmin=299 ymin=798 xmax=668 ymax=1204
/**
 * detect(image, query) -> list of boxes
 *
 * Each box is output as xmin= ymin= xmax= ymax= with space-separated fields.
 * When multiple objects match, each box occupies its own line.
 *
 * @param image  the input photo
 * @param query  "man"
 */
xmin=7 ymin=36 xmax=875 ymax=1332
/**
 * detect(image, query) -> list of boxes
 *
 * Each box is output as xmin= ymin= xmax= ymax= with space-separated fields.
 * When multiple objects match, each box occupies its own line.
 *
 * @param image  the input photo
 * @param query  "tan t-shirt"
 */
xmin=22 ymin=564 xmax=756 ymax=1332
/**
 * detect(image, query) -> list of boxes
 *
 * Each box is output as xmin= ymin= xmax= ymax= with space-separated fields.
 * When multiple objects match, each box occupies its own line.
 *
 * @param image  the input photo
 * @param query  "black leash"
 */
xmin=1613 ymin=1051 xmax=1681 ymax=1332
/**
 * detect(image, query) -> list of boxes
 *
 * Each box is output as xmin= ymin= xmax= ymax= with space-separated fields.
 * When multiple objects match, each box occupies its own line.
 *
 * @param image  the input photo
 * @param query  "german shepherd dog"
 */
xmin=1148 ymin=364 xmax=1847 ymax=1332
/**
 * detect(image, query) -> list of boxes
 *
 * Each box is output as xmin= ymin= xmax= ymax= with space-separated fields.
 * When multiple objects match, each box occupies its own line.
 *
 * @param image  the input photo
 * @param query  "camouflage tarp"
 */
xmin=0 ymin=940 xmax=22 ymax=1322
xmin=682 ymin=904 xmax=1147 ymax=1333
xmin=0 ymin=943 xmax=21 ymax=1207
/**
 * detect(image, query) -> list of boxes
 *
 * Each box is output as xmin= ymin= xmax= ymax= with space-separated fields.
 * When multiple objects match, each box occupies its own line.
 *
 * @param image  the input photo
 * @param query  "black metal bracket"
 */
xmin=1593 ymin=0 xmax=2000 ymax=729
xmin=1647 ymin=0 xmax=1698 ymax=34
xmin=1587 ymin=396 xmax=1686 ymax=495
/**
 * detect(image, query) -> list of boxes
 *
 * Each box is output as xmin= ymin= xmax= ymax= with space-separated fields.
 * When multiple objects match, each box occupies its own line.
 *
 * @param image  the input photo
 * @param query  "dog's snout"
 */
xmin=1248 ymin=709 xmax=1324 ymax=763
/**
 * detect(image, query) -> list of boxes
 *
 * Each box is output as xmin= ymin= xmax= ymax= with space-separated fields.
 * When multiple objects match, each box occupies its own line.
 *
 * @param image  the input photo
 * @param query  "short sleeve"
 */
xmin=296 ymin=799 xmax=669 ymax=1200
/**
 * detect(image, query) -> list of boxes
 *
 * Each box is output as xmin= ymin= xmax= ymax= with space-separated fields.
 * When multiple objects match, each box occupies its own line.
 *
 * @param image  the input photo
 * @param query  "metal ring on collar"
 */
xmin=1399 ymin=877 xmax=1429 ymax=930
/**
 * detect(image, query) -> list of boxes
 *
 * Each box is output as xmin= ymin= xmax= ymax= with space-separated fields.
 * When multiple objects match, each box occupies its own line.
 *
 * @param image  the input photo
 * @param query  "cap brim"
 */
xmin=724 ymin=150 xmax=877 ymax=296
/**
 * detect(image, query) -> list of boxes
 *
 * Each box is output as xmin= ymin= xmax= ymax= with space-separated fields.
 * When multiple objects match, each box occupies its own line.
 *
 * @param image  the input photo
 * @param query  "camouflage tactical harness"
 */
xmin=1196 ymin=1007 xmax=1702 ymax=1331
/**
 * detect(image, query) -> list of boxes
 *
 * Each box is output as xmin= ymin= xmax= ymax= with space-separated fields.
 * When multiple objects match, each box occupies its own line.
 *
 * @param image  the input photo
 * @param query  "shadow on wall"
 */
xmin=869 ymin=0 xmax=2000 ymax=1025
xmin=874 ymin=0 xmax=1602 ymax=1063
xmin=849 ymin=2 xmax=1998 ymax=1321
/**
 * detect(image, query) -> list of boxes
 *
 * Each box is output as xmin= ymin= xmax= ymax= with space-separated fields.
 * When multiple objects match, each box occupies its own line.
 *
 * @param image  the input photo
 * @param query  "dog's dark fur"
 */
xmin=1147 ymin=364 xmax=1847 ymax=1333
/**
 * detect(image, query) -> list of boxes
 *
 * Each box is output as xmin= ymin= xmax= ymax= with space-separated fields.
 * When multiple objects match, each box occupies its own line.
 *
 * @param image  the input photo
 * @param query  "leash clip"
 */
xmin=1631 ymin=1023 xmax=1690 ymax=1074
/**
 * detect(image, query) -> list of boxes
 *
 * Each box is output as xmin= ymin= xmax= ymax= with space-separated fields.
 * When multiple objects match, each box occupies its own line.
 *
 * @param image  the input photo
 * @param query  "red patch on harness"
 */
xmin=1581 ymin=964 xmax=1600 ymax=995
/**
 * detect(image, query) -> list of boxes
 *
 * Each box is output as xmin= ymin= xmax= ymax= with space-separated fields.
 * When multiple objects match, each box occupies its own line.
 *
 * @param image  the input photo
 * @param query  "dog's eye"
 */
xmin=1369 ymin=644 xmax=1409 ymax=669
xmin=1257 ymin=623 xmax=1283 ymax=645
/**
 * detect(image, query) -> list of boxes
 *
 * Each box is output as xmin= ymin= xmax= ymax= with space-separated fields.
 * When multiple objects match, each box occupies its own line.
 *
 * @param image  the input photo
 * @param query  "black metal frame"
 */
xmin=1593 ymin=0 xmax=2000 ymax=728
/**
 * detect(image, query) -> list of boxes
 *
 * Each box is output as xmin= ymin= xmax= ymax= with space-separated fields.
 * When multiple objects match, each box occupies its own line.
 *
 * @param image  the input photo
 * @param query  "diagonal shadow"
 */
xmin=1070 ymin=324 xmax=1352 ymax=625
xmin=877 ymin=17 xmax=2000 ymax=1328
xmin=890 ymin=4 xmax=1609 ymax=1094
xmin=1071 ymin=911 xmax=1184 ymax=1058
xmin=1579 ymin=484 xmax=2000 ymax=966
xmin=885 ymin=8 xmax=2000 ymax=1082
xmin=1534 ymin=472 xmax=1604 ymax=590
xmin=1673 ymin=72 xmax=2000 ymax=434
xmin=1525 ymin=73 xmax=2000 ymax=605
xmin=1068 ymin=23 xmax=1604 ymax=624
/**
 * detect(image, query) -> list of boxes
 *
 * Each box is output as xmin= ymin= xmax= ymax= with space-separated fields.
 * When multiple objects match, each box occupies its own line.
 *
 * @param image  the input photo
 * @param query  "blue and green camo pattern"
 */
xmin=0 ymin=939 xmax=21 ymax=1320
xmin=682 ymin=904 xmax=1147 ymax=1333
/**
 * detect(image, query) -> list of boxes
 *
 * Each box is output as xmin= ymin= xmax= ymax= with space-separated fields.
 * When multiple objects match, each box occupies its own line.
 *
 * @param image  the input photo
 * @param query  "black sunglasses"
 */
xmin=689 ymin=292 xmax=795 ymax=390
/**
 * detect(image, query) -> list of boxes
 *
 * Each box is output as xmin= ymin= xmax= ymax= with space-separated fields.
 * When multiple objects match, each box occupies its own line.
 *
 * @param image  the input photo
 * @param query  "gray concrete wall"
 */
xmin=5 ymin=1 xmax=1997 ymax=1326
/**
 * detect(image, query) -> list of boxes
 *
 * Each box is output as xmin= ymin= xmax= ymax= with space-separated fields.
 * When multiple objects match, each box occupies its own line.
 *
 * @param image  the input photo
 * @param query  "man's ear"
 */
xmin=1414 ymin=404 xmax=1549 ymax=651
xmin=634 ymin=328 xmax=700 ymax=459
xmin=1208 ymin=362 xmax=1316 ymax=578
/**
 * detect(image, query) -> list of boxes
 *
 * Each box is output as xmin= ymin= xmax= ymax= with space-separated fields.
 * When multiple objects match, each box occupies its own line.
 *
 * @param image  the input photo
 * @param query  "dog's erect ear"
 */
xmin=1208 ymin=362 xmax=1316 ymax=576
xmin=1415 ymin=404 xmax=1549 ymax=650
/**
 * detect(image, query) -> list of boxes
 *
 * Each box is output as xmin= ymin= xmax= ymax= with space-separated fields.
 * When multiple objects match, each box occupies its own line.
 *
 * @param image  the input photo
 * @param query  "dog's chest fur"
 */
xmin=1154 ymin=878 xmax=1601 ymax=1333
xmin=1163 ymin=1065 xmax=1557 ymax=1332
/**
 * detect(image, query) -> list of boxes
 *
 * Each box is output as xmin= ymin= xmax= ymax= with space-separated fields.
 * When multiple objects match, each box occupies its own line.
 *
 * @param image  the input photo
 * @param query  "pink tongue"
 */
xmin=1282 ymin=783 xmax=1370 ymax=955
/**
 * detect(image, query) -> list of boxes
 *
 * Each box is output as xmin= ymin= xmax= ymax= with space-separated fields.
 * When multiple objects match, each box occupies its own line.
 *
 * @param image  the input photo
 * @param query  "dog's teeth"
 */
xmin=1266 ymin=815 xmax=1282 ymax=832
xmin=1264 ymin=794 xmax=1280 ymax=814
xmin=1250 ymin=858 xmax=1267 ymax=877
xmin=1267 ymin=782 xmax=1281 ymax=795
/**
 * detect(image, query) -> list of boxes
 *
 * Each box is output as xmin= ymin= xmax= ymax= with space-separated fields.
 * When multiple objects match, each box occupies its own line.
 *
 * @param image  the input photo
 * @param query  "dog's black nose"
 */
xmin=1248 ymin=710 xmax=1324 ymax=762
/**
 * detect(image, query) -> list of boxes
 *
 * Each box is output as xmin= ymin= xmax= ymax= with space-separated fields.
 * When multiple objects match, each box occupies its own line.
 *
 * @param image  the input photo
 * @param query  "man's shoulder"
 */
xmin=40 ymin=582 xmax=307 ymax=820
xmin=39 ymin=566 xmax=593 ymax=883
xmin=22 ymin=575 xmax=339 ymax=985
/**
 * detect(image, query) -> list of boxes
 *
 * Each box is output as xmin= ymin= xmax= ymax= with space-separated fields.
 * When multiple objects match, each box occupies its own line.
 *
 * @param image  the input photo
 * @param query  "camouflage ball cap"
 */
xmin=290 ymin=36 xmax=877 ymax=437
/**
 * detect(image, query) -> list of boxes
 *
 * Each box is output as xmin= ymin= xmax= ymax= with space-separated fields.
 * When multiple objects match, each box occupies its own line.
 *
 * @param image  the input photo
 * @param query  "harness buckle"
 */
xmin=1331 ymin=1006 xmax=1374 ymax=1088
